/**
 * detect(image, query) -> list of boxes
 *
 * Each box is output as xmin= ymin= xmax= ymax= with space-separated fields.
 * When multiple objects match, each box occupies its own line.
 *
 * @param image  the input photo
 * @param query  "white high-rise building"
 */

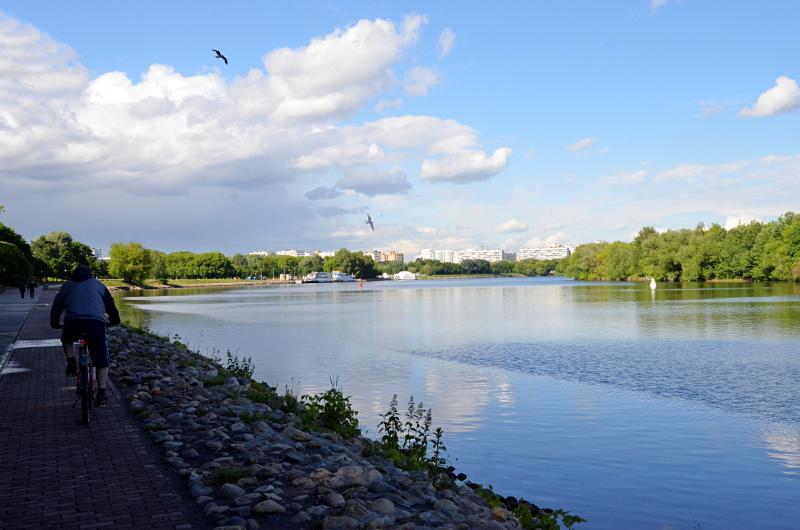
xmin=456 ymin=248 xmax=514 ymax=263
xmin=516 ymin=244 xmax=572 ymax=260
xmin=420 ymin=249 xmax=458 ymax=263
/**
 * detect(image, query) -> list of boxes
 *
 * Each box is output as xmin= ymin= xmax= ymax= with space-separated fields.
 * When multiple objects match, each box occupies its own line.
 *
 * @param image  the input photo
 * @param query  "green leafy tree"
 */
xmin=298 ymin=255 xmax=324 ymax=276
xmin=0 ymin=242 xmax=33 ymax=287
xmin=150 ymin=250 xmax=169 ymax=282
xmin=108 ymin=242 xmax=152 ymax=283
xmin=0 ymin=222 xmax=32 ymax=259
xmin=230 ymin=254 xmax=248 ymax=277
xmin=31 ymin=232 xmax=95 ymax=279
xmin=193 ymin=252 xmax=234 ymax=278
xmin=166 ymin=251 xmax=196 ymax=278
xmin=460 ymin=259 xmax=491 ymax=274
xmin=325 ymin=249 xmax=377 ymax=278
xmin=90 ymin=258 xmax=109 ymax=278
xmin=598 ymin=242 xmax=638 ymax=280
xmin=490 ymin=260 xmax=515 ymax=274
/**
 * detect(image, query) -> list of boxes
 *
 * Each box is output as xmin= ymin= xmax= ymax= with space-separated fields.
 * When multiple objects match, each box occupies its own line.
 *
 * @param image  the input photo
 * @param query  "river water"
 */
xmin=115 ymin=277 xmax=800 ymax=529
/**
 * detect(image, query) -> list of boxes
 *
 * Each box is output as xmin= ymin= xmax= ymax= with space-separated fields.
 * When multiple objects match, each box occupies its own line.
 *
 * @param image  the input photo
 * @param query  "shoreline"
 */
xmin=108 ymin=324 xmax=582 ymax=530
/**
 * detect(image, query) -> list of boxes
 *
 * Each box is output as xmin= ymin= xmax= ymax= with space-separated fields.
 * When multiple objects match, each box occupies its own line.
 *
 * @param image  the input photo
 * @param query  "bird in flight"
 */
xmin=365 ymin=213 xmax=374 ymax=231
xmin=212 ymin=49 xmax=228 ymax=65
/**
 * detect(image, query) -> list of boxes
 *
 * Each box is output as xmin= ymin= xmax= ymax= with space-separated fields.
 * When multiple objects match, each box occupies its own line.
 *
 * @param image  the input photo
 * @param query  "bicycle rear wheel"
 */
xmin=80 ymin=362 xmax=90 ymax=425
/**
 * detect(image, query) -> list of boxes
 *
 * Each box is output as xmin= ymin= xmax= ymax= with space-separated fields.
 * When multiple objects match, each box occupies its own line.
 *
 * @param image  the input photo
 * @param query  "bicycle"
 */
xmin=71 ymin=334 xmax=96 ymax=425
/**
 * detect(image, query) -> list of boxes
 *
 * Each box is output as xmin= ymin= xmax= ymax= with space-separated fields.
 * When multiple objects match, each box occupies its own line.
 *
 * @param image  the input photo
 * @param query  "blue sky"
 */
xmin=1 ymin=1 xmax=799 ymax=256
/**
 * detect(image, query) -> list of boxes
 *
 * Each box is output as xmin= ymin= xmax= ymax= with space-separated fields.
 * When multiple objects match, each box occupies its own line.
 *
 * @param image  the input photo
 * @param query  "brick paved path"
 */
xmin=0 ymin=290 xmax=202 ymax=530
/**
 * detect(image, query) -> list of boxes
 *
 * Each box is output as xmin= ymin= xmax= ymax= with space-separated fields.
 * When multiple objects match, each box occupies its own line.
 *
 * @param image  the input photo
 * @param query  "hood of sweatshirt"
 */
xmin=69 ymin=265 xmax=93 ymax=282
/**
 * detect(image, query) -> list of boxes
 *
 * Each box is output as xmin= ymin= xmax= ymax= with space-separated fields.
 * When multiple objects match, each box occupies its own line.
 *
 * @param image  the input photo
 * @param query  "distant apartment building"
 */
xmin=516 ymin=244 xmax=572 ymax=260
xmin=457 ymin=248 xmax=515 ymax=263
xmin=250 ymin=249 xmax=335 ymax=258
xmin=363 ymin=250 xmax=404 ymax=263
xmin=383 ymin=250 xmax=404 ymax=263
xmin=420 ymin=249 xmax=458 ymax=263
xmin=276 ymin=249 xmax=306 ymax=257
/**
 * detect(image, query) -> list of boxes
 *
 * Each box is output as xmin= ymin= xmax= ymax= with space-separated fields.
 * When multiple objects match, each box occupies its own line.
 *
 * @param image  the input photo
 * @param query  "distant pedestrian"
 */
xmin=18 ymin=284 xmax=25 ymax=298
xmin=28 ymin=280 xmax=37 ymax=298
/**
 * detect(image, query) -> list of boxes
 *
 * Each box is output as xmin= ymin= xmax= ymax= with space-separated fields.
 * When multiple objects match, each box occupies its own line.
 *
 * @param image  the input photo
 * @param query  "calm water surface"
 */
xmin=115 ymin=278 xmax=800 ymax=530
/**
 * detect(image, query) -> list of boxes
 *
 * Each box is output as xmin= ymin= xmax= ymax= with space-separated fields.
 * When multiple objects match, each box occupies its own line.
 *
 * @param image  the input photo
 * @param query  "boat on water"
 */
xmin=331 ymin=271 xmax=356 ymax=282
xmin=303 ymin=271 xmax=332 ymax=283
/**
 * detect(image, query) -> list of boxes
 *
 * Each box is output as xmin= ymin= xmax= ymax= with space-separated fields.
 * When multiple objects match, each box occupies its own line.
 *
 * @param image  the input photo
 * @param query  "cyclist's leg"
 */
xmin=85 ymin=320 xmax=110 ymax=402
xmin=60 ymin=321 xmax=80 ymax=376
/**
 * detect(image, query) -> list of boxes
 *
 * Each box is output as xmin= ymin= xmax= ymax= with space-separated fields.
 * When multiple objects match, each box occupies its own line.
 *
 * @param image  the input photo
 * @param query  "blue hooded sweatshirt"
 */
xmin=50 ymin=265 xmax=121 ymax=327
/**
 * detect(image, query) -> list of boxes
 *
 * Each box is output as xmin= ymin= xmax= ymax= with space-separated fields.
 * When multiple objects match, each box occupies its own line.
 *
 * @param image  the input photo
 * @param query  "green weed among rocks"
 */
xmin=212 ymin=466 xmax=252 ymax=487
xmin=376 ymin=394 xmax=451 ymax=485
xmin=224 ymin=350 xmax=254 ymax=380
xmin=239 ymin=410 xmax=272 ymax=424
xmin=246 ymin=381 xmax=280 ymax=407
xmin=476 ymin=486 xmax=585 ymax=530
xmin=282 ymin=385 xmax=301 ymax=414
xmin=300 ymin=376 xmax=360 ymax=439
xmin=202 ymin=351 xmax=254 ymax=385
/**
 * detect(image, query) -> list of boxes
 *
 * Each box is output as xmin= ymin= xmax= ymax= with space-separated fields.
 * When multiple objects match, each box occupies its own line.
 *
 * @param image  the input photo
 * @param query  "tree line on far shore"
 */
xmin=3 ymin=210 xmax=798 ymax=286
xmin=102 ymin=245 xmax=557 ymax=283
xmin=556 ymin=211 xmax=800 ymax=281
xmin=405 ymin=258 xmax=559 ymax=277
xmin=105 ymin=244 xmax=385 ymax=283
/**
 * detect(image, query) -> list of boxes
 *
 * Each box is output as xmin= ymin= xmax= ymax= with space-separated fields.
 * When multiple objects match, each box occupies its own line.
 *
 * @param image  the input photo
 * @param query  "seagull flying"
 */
xmin=365 ymin=213 xmax=374 ymax=231
xmin=212 ymin=49 xmax=228 ymax=65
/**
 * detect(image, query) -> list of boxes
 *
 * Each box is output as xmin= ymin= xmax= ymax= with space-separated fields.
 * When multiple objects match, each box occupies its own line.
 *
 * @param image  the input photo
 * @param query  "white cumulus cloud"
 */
xmin=740 ymin=76 xmax=800 ymax=117
xmin=336 ymin=167 xmax=411 ymax=196
xmin=438 ymin=28 xmax=455 ymax=59
xmin=403 ymin=66 xmax=441 ymax=96
xmin=0 ymin=13 xmax=507 ymax=194
xmin=567 ymin=137 xmax=597 ymax=152
xmin=421 ymin=147 xmax=512 ymax=184
xmin=494 ymin=219 xmax=528 ymax=233
xmin=723 ymin=214 xmax=762 ymax=230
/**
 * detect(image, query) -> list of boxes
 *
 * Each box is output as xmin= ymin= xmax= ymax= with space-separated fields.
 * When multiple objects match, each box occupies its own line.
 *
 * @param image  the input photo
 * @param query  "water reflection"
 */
xmin=114 ymin=278 xmax=800 ymax=529
xmin=763 ymin=427 xmax=800 ymax=474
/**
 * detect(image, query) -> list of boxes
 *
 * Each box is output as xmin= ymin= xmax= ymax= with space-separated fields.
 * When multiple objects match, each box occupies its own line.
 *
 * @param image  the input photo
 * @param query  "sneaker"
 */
xmin=65 ymin=358 xmax=77 ymax=377
xmin=96 ymin=388 xmax=108 ymax=406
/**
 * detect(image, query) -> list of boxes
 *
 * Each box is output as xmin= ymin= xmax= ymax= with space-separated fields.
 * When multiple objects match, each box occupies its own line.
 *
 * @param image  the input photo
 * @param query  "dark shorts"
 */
xmin=61 ymin=319 xmax=110 ymax=368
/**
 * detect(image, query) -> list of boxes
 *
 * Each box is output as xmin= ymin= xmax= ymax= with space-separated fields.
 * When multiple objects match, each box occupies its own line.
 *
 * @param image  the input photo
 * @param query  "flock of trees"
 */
xmin=106 ymin=245 xmax=381 ymax=283
xmin=406 ymin=258 xmax=558 ymax=277
xmin=3 ymin=211 xmax=799 ymax=287
xmin=556 ymin=212 xmax=800 ymax=281
xmin=1 ymin=224 xmax=100 ymax=286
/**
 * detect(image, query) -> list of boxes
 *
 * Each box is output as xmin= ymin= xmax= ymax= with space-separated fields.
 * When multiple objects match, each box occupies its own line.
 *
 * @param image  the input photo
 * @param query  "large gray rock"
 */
xmin=251 ymin=500 xmax=286 ymax=514
xmin=328 ymin=465 xmax=379 ymax=489
xmin=370 ymin=498 xmax=396 ymax=515
xmin=322 ymin=516 xmax=361 ymax=529
xmin=217 ymin=483 xmax=245 ymax=500
xmin=283 ymin=425 xmax=312 ymax=441
xmin=323 ymin=492 xmax=345 ymax=508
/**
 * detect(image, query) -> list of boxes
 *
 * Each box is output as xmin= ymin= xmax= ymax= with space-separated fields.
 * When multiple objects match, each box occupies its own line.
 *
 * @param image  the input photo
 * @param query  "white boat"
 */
xmin=331 ymin=271 xmax=356 ymax=282
xmin=392 ymin=271 xmax=417 ymax=280
xmin=303 ymin=271 xmax=332 ymax=283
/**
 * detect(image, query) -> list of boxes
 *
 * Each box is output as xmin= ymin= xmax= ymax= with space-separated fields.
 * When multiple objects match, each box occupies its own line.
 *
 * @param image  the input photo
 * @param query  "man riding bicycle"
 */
xmin=50 ymin=264 xmax=121 ymax=406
